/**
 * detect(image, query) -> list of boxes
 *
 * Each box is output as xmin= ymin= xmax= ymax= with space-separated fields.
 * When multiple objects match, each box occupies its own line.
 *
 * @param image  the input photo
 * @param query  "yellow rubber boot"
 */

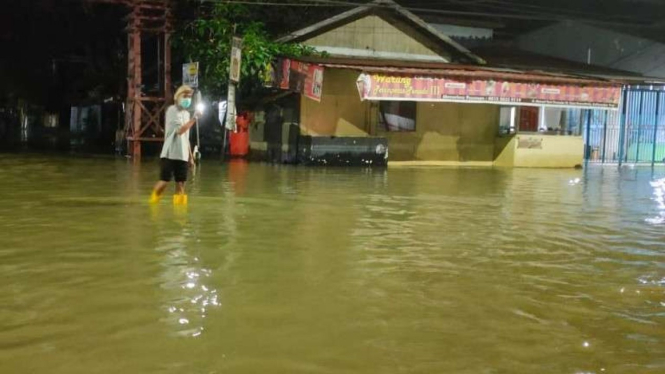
xmin=149 ymin=190 xmax=161 ymax=204
xmin=173 ymin=194 xmax=188 ymax=205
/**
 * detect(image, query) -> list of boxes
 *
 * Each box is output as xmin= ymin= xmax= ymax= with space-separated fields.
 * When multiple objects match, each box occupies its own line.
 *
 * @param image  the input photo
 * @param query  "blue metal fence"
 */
xmin=580 ymin=108 xmax=621 ymax=163
xmin=584 ymin=86 xmax=665 ymax=165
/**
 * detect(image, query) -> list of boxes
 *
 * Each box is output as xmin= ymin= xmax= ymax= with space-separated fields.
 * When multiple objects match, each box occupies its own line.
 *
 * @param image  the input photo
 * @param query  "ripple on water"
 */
xmin=0 ymin=158 xmax=664 ymax=373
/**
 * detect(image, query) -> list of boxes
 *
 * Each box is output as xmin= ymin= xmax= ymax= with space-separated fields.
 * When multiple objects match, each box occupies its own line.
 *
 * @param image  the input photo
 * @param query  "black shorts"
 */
xmin=160 ymin=158 xmax=188 ymax=182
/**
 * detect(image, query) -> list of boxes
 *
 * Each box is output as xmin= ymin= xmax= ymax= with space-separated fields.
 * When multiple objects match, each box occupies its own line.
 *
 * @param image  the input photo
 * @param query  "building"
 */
xmin=252 ymin=0 xmax=629 ymax=168
xmin=512 ymin=21 xmax=665 ymax=165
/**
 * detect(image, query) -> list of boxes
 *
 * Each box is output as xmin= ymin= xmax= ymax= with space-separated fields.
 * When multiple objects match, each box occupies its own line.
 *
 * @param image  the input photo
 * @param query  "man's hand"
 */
xmin=189 ymin=145 xmax=195 ymax=168
xmin=177 ymin=115 xmax=199 ymax=135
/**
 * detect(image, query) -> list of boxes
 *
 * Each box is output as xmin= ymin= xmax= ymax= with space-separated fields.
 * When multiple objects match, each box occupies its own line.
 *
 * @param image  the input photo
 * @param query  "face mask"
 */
xmin=179 ymin=98 xmax=192 ymax=109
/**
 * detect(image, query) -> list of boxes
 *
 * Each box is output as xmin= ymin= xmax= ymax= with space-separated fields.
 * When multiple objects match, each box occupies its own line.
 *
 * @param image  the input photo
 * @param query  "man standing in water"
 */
xmin=149 ymin=85 xmax=201 ymax=205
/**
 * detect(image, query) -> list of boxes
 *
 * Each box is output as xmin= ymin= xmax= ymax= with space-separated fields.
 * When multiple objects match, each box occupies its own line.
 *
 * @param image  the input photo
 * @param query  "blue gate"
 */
xmin=584 ymin=86 xmax=665 ymax=165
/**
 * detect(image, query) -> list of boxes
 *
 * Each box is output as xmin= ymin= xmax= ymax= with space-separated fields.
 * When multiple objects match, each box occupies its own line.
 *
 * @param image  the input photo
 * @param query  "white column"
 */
xmin=538 ymin=106 xmax=547 ymax=131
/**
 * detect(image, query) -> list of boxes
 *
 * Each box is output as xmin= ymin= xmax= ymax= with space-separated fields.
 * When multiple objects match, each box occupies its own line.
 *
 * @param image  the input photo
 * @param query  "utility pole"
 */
xmin=223 ymin=29 xmax=242 ymax=161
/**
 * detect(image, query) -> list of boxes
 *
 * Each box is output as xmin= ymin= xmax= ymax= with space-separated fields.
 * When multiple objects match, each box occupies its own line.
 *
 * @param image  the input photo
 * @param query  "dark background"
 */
xmin=2 ymin=0 xmax=663 ymax=152
xmin=3 ymin=0 xmax=664 ymax=107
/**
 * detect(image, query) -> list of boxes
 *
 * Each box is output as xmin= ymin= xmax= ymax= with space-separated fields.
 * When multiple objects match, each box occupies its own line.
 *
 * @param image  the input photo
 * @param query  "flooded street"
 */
xmin=0 ymin=155 xmax=663 ymax=374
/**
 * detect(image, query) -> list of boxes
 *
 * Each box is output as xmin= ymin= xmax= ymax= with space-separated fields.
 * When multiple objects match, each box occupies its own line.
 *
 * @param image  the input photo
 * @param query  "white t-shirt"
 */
xmin=160 ymin=105 xmax=190 ymax=162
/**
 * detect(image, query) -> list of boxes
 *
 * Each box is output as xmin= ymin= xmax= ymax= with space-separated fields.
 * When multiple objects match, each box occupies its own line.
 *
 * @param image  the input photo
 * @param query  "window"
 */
xmin=43 ymin=114 xmax=59 ymax=128
xmin=499 ymin=106 xmax=583 ymax=136
xmin=499 ymin=106 xmax=517 ymax=135
xmin=542 ymin=107 xmax=563 ymax=132
xmin=378 ymin=101 xmax=416 ymax=132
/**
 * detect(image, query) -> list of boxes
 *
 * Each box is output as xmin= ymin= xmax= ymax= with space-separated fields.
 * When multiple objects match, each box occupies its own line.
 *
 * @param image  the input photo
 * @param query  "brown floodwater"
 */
xmin=0 ymin=155 xmax=663 ymax=373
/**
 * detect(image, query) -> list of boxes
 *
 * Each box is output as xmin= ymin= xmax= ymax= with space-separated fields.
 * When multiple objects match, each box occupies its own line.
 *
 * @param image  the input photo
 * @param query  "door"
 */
xmin=519 ymin=107 xmax=539 ymax=132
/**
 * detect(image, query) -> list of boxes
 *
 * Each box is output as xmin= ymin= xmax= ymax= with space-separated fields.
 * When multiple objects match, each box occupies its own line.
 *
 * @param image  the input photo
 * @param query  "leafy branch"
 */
xmin=174 ymin=3 xmax=317 ymax=98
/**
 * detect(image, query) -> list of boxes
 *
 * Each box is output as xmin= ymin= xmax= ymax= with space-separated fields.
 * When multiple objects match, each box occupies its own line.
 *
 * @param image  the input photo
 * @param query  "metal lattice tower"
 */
xmin=125 ymin=0 xmax=172 ymax=159
xmin=88 ymin=0 xmax=172 ymax=159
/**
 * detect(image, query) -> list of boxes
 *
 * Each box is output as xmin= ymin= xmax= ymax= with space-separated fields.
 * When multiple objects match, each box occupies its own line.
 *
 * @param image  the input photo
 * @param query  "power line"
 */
xmin=470 ymin=0 xmax=646 ymax=22
xmin=200 ymin=0 xmax=653 ymax=27
xmin=198 ymin=0 xmax=365 ymax=7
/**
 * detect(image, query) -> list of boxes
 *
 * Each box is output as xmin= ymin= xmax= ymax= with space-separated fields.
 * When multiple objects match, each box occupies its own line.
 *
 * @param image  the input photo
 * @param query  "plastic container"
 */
xmin=229 ymin=112 xmax=250 ymax=157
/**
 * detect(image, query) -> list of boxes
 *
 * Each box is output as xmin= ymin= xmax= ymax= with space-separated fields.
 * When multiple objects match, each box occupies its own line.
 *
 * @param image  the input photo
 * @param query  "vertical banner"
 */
xmin=307 ymin=64 xmax=324 ymax=102
xmin=229 ymin=37 xmax=243 ymax=84
xmin=225 ymin=84 xmax=237 ymax=131
xmin=225 ymin=36 xmax=242 ymax=132
xmin=278 ymin=58 xmax=291 ymax=90
xmin=182 ymin=62 xmax=199 ymax=88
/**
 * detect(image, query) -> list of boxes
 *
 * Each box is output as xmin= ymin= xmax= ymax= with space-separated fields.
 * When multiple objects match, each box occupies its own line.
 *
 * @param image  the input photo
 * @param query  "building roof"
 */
xmin=276 ymin=0 xmax=485 ymax=65
xmin=471 ymin=45 xmax=665 ymax=84
xmin=472 ymin=45 xmax=639 ymax=76
xmin=296 ymin=55 xmax=633 ymax=86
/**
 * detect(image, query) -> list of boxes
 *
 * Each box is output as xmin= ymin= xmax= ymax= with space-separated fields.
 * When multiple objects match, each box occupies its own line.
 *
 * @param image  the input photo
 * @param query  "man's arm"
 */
xmin=189 ymin=142 xmax=195 ymax=166
xmin=177 ymin=112 xmax=201 ymax=135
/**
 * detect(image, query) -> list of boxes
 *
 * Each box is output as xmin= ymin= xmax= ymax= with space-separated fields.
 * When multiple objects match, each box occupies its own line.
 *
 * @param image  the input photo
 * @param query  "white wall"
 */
xmin=304 ymin=15 xmax=448 ymax=62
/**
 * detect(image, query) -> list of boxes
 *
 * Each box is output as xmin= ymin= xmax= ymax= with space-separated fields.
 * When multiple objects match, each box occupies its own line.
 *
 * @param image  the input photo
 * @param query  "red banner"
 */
xmin=274 ymin=59 xmax=324 ymax=102
xmin=356 ymin=73 xmax=621 ymax=109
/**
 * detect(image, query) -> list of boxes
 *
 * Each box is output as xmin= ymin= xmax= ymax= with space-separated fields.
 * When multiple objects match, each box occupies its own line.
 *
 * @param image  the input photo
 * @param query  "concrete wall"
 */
xmin=300 ymin=68 xmax=371 ymax=137
xmin=376 ymin=102 xmax=500 ymax=162
xmin=299 ymin=68 xmax=583 ymax=167
xmin=299 ymin=68 xmax=501 ymax=163
xmin=494 ymin=134 xmax=584 ymax=168
xmin=517 ymin=21 xmax=665 ymax=78
xmin=304 ymin=15 xmax=447 ymax=62
xmin=493 ymin=136 xmax=515 ymax=167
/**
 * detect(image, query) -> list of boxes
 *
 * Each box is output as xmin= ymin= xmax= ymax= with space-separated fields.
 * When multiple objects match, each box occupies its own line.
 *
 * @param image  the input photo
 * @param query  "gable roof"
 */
xmin=276 ymin=0 xmax=485 ymax=65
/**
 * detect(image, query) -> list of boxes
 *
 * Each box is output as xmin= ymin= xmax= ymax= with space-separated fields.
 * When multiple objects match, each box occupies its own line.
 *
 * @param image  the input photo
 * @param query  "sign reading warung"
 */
xmin=356 ymin=73 xmax=621 ymax=109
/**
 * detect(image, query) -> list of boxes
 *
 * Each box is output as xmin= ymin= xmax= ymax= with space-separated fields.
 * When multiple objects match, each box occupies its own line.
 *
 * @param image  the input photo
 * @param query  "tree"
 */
xmin=174 ymin=3 xmax=318 ymax=99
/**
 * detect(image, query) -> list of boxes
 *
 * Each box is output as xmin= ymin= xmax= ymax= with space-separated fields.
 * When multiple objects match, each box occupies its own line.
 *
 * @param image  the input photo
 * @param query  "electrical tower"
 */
xmin=89 ymin=0 xmax=172 ymax=159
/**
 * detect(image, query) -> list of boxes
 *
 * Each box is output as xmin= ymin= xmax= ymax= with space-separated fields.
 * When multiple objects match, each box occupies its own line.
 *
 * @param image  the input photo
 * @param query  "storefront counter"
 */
xmin=494 ymin=134 xmax=584 ymax=168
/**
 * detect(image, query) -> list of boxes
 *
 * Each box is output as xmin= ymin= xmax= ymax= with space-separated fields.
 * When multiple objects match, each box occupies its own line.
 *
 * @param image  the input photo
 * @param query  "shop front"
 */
xmin=293 ymin=59 xmax=622 ymax=168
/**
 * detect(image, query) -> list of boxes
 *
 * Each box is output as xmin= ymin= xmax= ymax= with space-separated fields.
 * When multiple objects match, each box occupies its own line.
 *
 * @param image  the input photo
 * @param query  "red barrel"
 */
xmin=229 ymin=112 xmax=250 ymax=157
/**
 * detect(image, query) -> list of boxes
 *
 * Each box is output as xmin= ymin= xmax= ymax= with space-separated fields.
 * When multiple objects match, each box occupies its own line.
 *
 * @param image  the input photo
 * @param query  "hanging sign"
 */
xmin=225 ymin=85 xmax=237 ymax=131
xmin=230 ymin=37 xmax=243 ymax=83
xmin=305 ymin=63 xmax=324 ymax=102
xmin=277 ymin=58 xmax=291 ymax=89
xmin=271 ymin=59 xmax=324 ymax=102
xmin=356 ymin=73 xmax=622 ymax=109
xmin=182 ymin=62 xmax=199 ymax=88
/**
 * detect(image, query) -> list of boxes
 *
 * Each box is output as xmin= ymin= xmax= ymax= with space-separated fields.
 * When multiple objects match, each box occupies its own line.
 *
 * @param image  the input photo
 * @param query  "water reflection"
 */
xmin=227 ymin=159 xmax=248 ymax=195
xmin=646 ymin=177 xmax=665 ymax=224
xmin=1 ymin=156 xmax=664 ymax=374
xmin=155 ymin=210 xmax=221 ymax=338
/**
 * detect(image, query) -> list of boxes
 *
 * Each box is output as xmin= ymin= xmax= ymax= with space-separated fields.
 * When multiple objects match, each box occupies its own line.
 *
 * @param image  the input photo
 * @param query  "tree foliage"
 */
xmin=174 ymin=3 xmax=318 ymax=98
